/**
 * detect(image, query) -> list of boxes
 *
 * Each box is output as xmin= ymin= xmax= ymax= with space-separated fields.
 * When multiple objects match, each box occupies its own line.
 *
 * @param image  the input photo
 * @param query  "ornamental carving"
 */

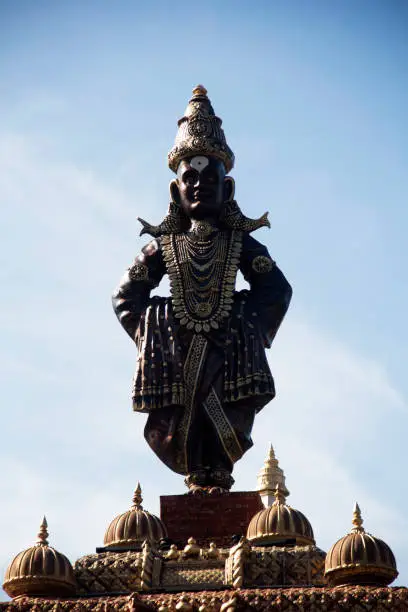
xmin=5 ymin=587 xmax=408 ymax=611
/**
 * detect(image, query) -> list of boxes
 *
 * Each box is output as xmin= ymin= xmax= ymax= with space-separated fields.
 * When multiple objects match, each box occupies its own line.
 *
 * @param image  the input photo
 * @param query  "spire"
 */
xmin=36 ymin=516 xmax=49 ymax=546
xmin=257 ymin=444 xmax=289 ymax=507
xmin=351 ymin=502 xmax=365 ymax=533
xmin=132 ymin=482 xmax=143 ymax=509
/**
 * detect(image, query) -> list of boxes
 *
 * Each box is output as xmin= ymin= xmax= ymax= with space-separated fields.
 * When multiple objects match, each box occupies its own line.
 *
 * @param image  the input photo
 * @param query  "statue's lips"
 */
xmin=190 ymin=201 xmax=219 ymax=217
xmin=191 ymin=193 xmax=217 ymax=208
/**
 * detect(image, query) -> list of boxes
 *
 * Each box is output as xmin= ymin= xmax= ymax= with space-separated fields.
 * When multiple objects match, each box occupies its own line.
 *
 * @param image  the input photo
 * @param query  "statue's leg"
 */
xmin=183 ymin=402 xmax=207 ymax=493
xmin=180 ymin=334 xmax=208 ymax=490
xmin=144 ymin=405 xmax=187 ymax=475
xmin=202 ymin=380 xmax=257 ymax=492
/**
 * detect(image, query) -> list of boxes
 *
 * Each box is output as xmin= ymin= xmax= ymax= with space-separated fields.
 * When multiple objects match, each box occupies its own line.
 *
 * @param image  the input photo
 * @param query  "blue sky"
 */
xmin=1 ymin=0 xmax=408 ymax=596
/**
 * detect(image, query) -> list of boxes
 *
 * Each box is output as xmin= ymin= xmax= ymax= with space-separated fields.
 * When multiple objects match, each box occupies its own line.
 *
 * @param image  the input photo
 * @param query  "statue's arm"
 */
xmin=112 ymin=239 xmax=165 ymax=340
xmin=240 ymin=233 xmax=292 ymax=347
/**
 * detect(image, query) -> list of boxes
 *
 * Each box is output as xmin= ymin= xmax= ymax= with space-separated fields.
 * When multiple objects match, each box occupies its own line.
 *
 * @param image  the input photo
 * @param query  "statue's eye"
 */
xmin=183 ymin=171 xmax=197 ymax=186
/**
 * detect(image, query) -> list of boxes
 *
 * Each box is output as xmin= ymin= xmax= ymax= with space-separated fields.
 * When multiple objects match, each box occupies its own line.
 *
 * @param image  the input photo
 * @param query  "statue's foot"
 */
xmin=184 ymin=469 xmax=207 ymax=493
xmin=207 ymin=468 xmax=234 ymax=492
xmin=187 ymin=484 xmax=207 ymax=496
xmin=208 ymin=485 xmax=229 ymax=495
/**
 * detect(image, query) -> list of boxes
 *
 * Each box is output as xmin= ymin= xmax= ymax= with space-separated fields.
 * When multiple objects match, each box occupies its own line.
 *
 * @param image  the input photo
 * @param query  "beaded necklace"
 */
xmin=161 ymin=229 xmax=243 ymax=333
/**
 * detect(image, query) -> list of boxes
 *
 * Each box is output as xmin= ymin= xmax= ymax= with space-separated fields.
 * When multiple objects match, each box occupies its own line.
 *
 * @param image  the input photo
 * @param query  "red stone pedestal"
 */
xmin=160 ymin=491 xmax=263 ymax=547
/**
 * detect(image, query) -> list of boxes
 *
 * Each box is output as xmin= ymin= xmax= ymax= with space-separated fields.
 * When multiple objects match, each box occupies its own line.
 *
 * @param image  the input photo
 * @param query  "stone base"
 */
xmin=74 ymin=541 xmax=325 ymax=595
xmin=74 ymin=545 xmax=231 ymax=595
xmin=160 ymin=491 xmax=263 ymax=547
xmin=227 ymin=543 xmax=326 ymax=588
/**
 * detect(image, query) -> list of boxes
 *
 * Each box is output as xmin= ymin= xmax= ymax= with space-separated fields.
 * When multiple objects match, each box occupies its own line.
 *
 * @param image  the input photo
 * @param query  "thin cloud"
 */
xmin=1 ymin=134 xmax=407 ymax=595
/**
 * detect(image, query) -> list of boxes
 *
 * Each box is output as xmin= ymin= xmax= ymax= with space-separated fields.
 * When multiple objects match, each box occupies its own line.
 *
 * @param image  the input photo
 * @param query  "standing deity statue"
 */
xmin=113 ymin=86 xmax=292 ymax=494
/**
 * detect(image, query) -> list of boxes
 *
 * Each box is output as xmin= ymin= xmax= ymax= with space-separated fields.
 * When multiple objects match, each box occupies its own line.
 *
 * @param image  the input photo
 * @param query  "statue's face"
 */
xmin=177 ymin=156 xmax=226 ymax=220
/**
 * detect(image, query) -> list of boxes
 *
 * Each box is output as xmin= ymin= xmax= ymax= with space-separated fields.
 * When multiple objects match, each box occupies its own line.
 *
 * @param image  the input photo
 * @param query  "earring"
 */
xmin=137 ymin=181 xmax=188 ymax=237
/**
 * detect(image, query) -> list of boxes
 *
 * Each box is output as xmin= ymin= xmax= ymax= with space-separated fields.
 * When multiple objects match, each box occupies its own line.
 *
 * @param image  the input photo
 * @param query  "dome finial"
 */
xmin=273 ymin=483 xmax=287 ymax=505
xmin=257 ymin=443 xmax=289 ymax=507
xmin=132 ymin=482 xmax=143 ymax=509
xmin=351 ymin=502 xmax=365 ymax=533
xmin=36 ymin=516 xmax=49 ymax=546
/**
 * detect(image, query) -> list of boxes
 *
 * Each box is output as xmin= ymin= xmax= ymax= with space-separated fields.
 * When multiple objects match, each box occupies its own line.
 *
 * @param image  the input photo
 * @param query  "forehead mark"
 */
xmin=190 ymin=156 xmax=209 ymax=173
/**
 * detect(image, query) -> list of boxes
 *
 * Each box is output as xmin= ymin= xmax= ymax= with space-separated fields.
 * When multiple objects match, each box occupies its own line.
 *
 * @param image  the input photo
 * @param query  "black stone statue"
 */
xmin=113 ymin=86 xmax=292 ymax=494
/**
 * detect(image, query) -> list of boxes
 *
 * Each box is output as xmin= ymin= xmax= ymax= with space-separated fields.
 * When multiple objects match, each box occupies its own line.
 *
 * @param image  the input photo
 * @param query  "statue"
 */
xmin=113 ymin=86 xmax=292 ymax=494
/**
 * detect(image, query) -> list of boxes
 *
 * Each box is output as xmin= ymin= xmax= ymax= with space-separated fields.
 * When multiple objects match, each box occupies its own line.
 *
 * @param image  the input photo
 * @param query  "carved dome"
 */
xmin=3 ymin=518 xmax=76 ymax=598
xmin=325 ymin=503 xmax=398 ymax=587
xmin=104 ymin=483 xmax=167 ymax=550
xmin=247 ymin=484 xmax=315 ymax=546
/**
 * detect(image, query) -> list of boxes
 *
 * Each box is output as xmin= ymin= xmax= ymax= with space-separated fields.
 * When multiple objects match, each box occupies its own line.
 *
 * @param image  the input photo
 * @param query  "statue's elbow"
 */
xmin=111 ymin=289 xmax=124 ymax=317
xmin=285 ymin=281 xmax=293 ymax=309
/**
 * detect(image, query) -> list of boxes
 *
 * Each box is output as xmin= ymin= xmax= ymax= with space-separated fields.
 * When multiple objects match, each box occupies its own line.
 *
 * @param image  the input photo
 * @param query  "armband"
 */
xmin=252 ymin=255 xmax=276 ymax=274
xmin=128 ymin=262 xmax=149 ymax=282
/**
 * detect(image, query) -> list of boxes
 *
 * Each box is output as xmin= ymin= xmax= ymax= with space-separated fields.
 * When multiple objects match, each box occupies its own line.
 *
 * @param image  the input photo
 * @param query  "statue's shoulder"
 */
xmin=241 ymin=232 xmax=269 ymax=254
xmin=141 ymin=237 xmax=162 ymax=258
xmin=137 ymin=238 xmax=165 ymax=273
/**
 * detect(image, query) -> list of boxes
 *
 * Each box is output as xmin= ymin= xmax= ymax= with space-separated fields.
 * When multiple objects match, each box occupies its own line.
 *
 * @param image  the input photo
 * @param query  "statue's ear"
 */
xmin=170 ymin=179 xmax=181 ymax=205
xmin=224 ymin=176 xmax=235 ymax=202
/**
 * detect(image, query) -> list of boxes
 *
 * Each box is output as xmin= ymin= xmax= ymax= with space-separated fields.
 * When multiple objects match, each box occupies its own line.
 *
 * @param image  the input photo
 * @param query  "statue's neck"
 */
xmin=188 ymin=219 xmax=219 ymax=240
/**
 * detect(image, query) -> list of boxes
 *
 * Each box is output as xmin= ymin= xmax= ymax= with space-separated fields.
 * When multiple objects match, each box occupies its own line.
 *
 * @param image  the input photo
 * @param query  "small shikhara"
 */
xmin=112 ymin=86 xmax=292 ymax=494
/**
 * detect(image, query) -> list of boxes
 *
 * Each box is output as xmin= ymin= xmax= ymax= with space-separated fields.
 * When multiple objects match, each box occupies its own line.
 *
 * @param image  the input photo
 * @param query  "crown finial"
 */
xmin=192 ymin=84 xmax=207 ymax=97
xmin=132 ymin=482 xmax=143 ymax=509
xmin=36 ymin=516 xmax=49 ymax=546
xmin=351 ymin=502 xmax=365 ymax=533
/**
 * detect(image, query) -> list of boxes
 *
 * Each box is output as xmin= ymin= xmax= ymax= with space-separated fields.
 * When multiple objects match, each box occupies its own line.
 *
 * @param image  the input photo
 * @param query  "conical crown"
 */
xmin=168 ymin=85 xmax=235 ymax=173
